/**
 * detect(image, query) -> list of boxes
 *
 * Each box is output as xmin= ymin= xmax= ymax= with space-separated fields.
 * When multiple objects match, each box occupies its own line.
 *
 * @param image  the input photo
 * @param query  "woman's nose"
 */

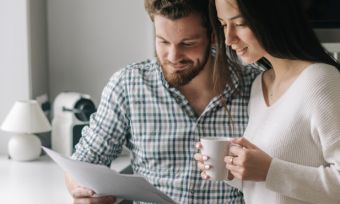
xmin=224 ymin=26 xmax=238 ymax=46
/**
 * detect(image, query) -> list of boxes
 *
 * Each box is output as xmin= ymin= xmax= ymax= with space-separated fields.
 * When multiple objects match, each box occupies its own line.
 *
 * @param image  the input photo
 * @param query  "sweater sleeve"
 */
xmin=223 ymin=177 xmax=243 ymax=190
xmin=265 ymin=67 xmax=340 ymax=203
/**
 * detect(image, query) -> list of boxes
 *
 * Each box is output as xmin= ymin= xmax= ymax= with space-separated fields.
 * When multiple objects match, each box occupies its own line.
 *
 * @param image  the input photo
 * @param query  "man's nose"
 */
xmin=168 ymin=45 xmax=182 ymax=63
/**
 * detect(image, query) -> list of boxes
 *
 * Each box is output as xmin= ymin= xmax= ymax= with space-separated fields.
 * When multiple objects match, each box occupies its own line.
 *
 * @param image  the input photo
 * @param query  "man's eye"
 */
xmin=182 ymin=43 xmax=195 ymax=47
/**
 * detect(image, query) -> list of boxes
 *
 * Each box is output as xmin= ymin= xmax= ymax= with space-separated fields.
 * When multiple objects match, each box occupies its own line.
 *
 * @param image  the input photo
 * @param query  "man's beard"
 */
xmin=158 ymin=47 xmax=211 ymax=87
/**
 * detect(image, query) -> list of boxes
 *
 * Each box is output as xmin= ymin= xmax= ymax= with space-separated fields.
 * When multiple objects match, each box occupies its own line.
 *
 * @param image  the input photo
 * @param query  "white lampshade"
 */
xmin=1 ymin=100 xmax=51 ymax=161
xmin=1 ymin=100 xmax=51 ymax=133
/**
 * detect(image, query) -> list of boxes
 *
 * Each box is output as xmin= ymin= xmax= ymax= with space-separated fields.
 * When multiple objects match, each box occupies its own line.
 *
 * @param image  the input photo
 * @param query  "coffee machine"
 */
xmin=52 ymin=92 xmax=96 ymax=156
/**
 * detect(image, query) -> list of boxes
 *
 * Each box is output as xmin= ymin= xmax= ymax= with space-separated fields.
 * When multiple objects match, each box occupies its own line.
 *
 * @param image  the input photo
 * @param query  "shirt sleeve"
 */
xmin=72 ymin=69 xmax=130 ymax=167
xmin=265 ymin=67 xmax=340 ymax=203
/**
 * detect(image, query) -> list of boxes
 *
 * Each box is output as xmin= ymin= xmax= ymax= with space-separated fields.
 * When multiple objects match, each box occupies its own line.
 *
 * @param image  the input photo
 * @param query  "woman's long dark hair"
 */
xmin=209 ymin=0 xmax=243 ymax=96
xmin=210 ymin=0 xmax=340 ymax=72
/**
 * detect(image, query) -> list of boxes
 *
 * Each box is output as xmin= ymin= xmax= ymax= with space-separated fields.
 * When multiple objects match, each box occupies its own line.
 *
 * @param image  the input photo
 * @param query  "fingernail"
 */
xmin=205 ymin=164 xmax=210 ymax=169
xmin=202 ymin=155 xmax=208 ymax=161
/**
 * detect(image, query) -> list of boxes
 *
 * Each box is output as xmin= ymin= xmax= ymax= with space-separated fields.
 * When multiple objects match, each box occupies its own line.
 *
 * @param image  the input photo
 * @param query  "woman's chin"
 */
xmin=239 ymin=55 xmax=262 ymax=65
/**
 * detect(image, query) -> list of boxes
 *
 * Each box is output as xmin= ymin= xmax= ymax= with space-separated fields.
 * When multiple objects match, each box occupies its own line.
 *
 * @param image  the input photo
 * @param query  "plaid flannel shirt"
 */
xmin=72 ymin=58 xmax=260 ymax=204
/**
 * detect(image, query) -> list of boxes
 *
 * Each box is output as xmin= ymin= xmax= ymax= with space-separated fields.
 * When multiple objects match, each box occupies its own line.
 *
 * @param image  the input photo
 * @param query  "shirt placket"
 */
xmin=189 ymin=103 xmax=224 ymax=203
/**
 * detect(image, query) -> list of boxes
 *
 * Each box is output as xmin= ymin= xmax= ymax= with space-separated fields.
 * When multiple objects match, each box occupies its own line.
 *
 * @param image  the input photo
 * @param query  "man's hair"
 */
xmin=144 ymin=0 xmax=211 ymax=35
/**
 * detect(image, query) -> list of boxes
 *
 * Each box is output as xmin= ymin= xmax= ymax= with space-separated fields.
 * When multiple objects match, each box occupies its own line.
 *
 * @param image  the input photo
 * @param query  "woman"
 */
xmin=195 ymin=0 xmax=340 ymax=203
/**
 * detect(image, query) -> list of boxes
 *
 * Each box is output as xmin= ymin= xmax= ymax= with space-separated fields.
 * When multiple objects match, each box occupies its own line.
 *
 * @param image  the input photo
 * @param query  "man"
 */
xmin=65 ymin=0 xmax=260 ymax=203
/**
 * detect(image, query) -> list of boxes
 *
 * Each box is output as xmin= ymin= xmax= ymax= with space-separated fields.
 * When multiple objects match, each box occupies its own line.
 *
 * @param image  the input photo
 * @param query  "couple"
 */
xmin=66 ymin=0 xmax=340 ymax=203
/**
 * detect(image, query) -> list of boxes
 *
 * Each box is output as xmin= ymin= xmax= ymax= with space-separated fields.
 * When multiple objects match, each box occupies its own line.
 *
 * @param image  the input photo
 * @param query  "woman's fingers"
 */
xmin=193 ymin=153 xmax=202 ymax=161
xmin=195 ymin=142 xmax=202 ymax=150
xmin=225 ymin=161 xmax=243 ymax=180
xmin=196 ymin=158 xmax=211 ymax=171
xmin=224 ymin=155 xmax=243 ymax=180
xmin=194 ymin=149 xmax=211 ymax=179
xmin=227 ymin=170 xmax=235 ymax=180
xmin=197 ymin=160 xmax=205 ymax=170
xmin=194 ymin=153 xmax=209 ymax=162
xmin=201 ymin=171 xmax=210 ymax=180
xmin=232 ymin=137 xmax=257 ymax=149
xmin=225 ymin=155 xmax=240 ymax=166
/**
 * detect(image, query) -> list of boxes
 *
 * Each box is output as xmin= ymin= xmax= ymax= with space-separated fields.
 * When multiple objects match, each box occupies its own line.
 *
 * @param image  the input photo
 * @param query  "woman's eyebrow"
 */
xmin=218 ymin=14 xmax=242 ymax=21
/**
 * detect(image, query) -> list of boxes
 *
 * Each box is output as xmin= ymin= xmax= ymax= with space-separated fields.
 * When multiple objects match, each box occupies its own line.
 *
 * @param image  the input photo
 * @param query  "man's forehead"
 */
xmin=153 ymin=13 xmax=209 ymax=43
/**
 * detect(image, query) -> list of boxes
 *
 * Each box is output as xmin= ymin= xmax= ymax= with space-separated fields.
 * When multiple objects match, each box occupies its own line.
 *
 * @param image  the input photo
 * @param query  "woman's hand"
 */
xmin=194 ymin=142 xmax=212 ymax=180
xmin=225 ymin=137 xmax=272 ymax=181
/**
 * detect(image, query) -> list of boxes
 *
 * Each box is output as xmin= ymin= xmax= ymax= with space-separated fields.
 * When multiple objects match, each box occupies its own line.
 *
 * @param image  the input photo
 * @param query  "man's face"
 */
xmin=154 ymin=14 xmax=211 ymax=87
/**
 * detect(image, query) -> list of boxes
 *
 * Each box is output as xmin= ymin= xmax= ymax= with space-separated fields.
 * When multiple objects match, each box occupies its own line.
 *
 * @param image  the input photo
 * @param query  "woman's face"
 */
xmin=215 ymin=0 xmax=267 ymax=64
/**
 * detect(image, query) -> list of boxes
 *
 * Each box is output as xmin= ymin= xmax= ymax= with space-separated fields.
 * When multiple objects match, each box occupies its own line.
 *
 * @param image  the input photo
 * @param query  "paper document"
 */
xmin=43 ymin=147 xmax=177 ymax=204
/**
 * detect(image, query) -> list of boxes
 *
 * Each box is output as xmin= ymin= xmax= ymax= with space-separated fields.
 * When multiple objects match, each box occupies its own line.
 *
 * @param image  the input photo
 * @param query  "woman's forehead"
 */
xmin=215 ymin=0 xmax=241 ymax=20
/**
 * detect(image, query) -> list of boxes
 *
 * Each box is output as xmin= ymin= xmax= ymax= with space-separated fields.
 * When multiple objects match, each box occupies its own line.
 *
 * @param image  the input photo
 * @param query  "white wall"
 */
xmin=29 ymin=0 xmax=49 ymax=98
xmin=0 ymin=0 xmax=31 ymax=154
xmin=316 ymin=29 xmax=340 ymax=43
xmin=0 ymin=0 xmax=154 ymax=155
xmin=0 ymin=0 xmax=49 ymax=155
xmin=47 ymin=0 xmax=154 ymax=105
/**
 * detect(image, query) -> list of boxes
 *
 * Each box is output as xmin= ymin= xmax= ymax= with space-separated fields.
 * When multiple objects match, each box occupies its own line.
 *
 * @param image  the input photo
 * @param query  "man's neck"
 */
xmin=178 ymin=57 xmax=218 ymax=115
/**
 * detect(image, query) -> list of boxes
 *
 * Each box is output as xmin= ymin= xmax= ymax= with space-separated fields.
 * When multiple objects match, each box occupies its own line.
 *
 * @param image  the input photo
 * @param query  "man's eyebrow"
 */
xmin=156 ymin=34 xmax=201 ymax=41
xmin=156 ymin=35 xmax=165 ymax=39
xmin=218 ymin=14 xmax=242 ymax=21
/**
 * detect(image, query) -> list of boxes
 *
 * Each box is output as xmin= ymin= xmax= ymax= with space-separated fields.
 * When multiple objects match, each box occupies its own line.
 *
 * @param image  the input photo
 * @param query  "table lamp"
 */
xmin=0 ymin=100 xmax=51 ymax=161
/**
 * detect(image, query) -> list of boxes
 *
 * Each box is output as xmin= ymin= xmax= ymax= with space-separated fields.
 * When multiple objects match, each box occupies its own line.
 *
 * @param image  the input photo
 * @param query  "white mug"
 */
xmin=200 ymin=137 xmax=232 ymax=180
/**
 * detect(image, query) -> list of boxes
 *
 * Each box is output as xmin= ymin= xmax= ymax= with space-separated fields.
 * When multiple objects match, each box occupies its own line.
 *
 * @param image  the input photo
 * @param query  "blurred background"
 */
xmin=1 ymin=0 xmax=340 ymax=155
xmin=0 ymin=0 xmax=153 ymax=154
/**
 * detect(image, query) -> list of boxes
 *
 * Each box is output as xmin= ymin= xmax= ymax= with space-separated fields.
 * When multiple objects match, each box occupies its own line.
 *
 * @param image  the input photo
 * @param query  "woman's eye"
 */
xmin=235 ymin=22 xmax=247 ymax=27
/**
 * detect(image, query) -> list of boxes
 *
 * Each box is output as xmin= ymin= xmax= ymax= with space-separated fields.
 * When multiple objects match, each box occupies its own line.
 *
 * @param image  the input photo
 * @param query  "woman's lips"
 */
xmin=236 ymin=47 xmax=248 ymax=56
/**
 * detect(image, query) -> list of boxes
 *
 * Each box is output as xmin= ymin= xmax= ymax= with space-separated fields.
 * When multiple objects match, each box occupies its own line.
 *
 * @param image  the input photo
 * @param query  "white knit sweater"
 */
xmin=228 ymin=63 xmax=340 ymax=204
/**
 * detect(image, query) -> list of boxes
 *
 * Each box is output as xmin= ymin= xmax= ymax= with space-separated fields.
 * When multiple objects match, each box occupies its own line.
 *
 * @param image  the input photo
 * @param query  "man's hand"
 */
xmin=65 ymin=173 xmax=117 ymax=204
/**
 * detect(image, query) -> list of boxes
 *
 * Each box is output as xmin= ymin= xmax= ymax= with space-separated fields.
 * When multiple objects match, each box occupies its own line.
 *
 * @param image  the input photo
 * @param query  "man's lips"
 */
xmin=166 ymin=62 xmax=192 ymax=71
xmin=171 ymin=64 xmax=188 ymax=70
